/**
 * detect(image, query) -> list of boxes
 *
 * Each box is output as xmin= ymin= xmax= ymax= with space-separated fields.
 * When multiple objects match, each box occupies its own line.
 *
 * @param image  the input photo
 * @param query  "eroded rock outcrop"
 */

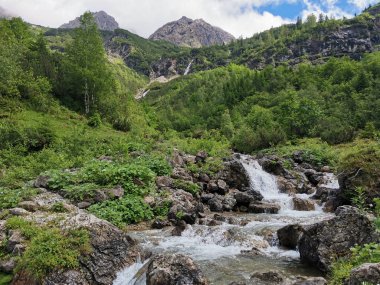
xmin=298 ymin=206 xmax=379 ymax=272
xmin=146 ymin=253 xmax=209 ymax=285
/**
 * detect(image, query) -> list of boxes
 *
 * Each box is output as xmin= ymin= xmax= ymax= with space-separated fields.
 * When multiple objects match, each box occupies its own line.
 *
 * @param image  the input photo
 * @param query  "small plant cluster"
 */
xmin=4 ymin=217 xmax=91 ymax=280
xmin=173 ymin=179 xmax=200 ymax=196
xmin=0 ymin=187 xmax=38 ymax=210
xmin=44 ymin=156 xmax=172 ymax=227
xmin=88 ymin=194 xmax=154 ymax=227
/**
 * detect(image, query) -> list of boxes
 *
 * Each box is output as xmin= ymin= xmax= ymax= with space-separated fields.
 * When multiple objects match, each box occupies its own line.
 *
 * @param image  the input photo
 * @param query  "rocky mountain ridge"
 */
xmin=149 ymin=16 xmax=235 ymax=48
xmin=60 ymin=10 xmax=119 ymax=31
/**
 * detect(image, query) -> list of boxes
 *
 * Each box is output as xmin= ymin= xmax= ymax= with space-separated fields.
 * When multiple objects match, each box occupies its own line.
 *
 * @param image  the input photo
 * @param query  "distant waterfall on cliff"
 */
xmin=184 ymin=59 xmax=194 ymax=75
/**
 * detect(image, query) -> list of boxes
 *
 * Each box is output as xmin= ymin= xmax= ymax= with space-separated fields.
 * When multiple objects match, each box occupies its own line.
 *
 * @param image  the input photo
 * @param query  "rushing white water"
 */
xmin=113 ymin=155 xmax=336 ymax=284
xmin=184 ymin=59 xmax=194 ymax=75
xmin=113 ymin=256 xmax=148 ymax=285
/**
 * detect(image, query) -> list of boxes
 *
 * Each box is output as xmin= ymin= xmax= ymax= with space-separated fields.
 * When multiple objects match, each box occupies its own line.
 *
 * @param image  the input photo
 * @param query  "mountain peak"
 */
xmin=59 ymin=11 xmax=119 ymax=31
xmin=149 ymin=17 xmax=235 ymax=48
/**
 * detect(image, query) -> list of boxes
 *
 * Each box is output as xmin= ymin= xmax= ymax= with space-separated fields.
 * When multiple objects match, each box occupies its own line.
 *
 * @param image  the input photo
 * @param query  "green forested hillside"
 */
xmin=144 ymin=54 xmax=380 ymax=152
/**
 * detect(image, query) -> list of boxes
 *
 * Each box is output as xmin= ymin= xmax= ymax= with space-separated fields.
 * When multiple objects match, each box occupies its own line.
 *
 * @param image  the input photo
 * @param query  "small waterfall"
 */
xmin=241 ymin=158 xmax=293 ymax=212
xmin=113 ymin=255 xmax=148 ymax=285
xmin=184 ymin=59 xmax=194 ymax=75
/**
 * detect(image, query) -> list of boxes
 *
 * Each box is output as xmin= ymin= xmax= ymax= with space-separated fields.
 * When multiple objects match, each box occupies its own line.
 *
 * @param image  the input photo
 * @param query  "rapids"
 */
xmin=113 ymin=156 xmax=336 ymax=284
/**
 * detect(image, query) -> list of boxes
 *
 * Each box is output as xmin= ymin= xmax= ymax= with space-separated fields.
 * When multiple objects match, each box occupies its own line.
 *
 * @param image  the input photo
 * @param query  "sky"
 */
xmin=0 ymin=0 xmax=378 ymax=38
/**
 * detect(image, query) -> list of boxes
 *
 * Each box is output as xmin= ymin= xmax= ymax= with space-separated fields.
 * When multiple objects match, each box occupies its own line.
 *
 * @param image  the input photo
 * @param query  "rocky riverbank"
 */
xmin=0 ymin=149 xmax=379 ymax=284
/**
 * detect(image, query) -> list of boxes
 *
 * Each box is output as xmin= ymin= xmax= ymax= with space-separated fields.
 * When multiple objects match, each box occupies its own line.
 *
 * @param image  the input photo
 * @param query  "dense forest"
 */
xmin=0 ymin=6 xmax=379 ymax=285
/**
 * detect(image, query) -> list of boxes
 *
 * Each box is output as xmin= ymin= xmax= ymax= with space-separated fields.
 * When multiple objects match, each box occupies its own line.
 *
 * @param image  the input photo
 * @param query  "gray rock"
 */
xmin=195 ymin=151 xmax=208 ymax=163
xmin=34 ymin=175 xmax=49 ymax=188
xmin=45 ymin=270 xmax=90 ymax=285
xmin=217 ymin=179 xmax=229 ymax=195
xmin=18 ymin=201 xmax=39 ymax=212
xmin=248 ymin=202 xmax=280 ymax=214
xmin=293 ymin=198 xmax=315 ymax=211
xmin=106 ymin=186 xmax=124 ymax=199
xmin=277 ymin=224 xmax=304 ymax=249
xmin=147 ymin=253 xmax=209 ymax=285
xmin=299 ymin=206 xmax=379 ymax=272
xmin=250 ymin=271 xmax=284 ymax=284
xmin=171 ymin=149 xmax=185 ymax=167
xmin=292 ymin=277 xmax=327 ymax=285
xmin=208 ymin=196 xmax=224 ymax=212
xmin=60 ymin=11 xmax=119 ymax=31
xmin=348 ymin=262 xmax=380 ymax=285
xmin=150 ymin=16 xmax=234 ymax=48
xmin=9 ymin=208 xmax=30 ymax=216
xmin=78 ymin=202 xmax=92 ymax=209
xmin=218 ymin=159 xmax=251 ymax=191
xmin=234 ymin=190 xmax=263 ymax=206
xmin=0 ymin=258 xmax=16 ymax=273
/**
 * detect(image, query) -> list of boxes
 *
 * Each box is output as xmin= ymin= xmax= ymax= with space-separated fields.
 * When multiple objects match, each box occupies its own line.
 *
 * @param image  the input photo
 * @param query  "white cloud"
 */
xmin=301 ymin=0 xmax=353 ymax=20
xmin=0 ymin=0 xmax=292 ymax=38
xmin=348 ymin=0 xmax=379 ymax=9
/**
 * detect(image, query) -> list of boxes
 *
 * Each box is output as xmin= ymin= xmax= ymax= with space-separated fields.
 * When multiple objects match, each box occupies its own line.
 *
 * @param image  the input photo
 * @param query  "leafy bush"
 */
xmin=173 ymin=179 xmax=200 ymax=196
xmin=88 ymin=195 xmax=153 ymax=227
xmin=330 ymin=243 xmax=380 ymax=285
xmin=6 ymin=217 xmax=91 ymax=280
xmin=0 ymin=187 xmax=38 ymax=210
xmin=87 ymin=112 xmax=102 ymax=128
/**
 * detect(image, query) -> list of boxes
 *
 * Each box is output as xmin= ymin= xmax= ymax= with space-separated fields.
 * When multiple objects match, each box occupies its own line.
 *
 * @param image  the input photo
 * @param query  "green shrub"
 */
xmin=152 ymin=200 xmax=172 ymax=217
xmin=87 ymin=113 xmax=102 ymax=128
xmin=173 ymin=179 xmax=200 ymax=196
xmin=50 ymin=202 xmax=68 ymax=213
xmin=6 ymin=217 xmax=91 ymax=280
xmin=0 ymin=273 xmax=12 ymax=285
xmin=18 ymin=228 xmax=90 ymax=280
xmin=24 ymin=125 xmax=55 ymax=151
xmin=0 ymin=187 xmax=38 ymax=210
xmin=88 ymin=195 xmax=153 ymax=227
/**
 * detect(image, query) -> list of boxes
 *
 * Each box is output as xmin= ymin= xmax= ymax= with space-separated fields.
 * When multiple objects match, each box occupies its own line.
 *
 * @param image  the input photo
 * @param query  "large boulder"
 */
xmin=298 ymin=206 xmax=379 ymax=272
xmin=167 ymin=190 xmax=203 ymax=224
xmin=248 ymin=202 xmax=280 ymax=214
xmin=293 ymin=198 xmax=315 ymax=211
xmin=277 ymin=224 xmax=305 ymax=249
xmin=10 ymin=192 xmax=146 ymax=285
xmin=218 ymin=159 xmax=251 ymax=191
xmin=208 ymin=194 xmax=236 ymax=212
xmin=234 ymin=190 xmax=263 ymax=207
xmin=147 ymin=253 xmax=209 ymax=285
xmin=348 ymin=262 xmax=380 ymax=285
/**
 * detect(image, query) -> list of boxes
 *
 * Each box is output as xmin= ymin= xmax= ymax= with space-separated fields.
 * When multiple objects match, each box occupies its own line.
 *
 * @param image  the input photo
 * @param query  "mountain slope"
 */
xmin=60 ymin=11 xmax=119 ymax=31
xmin=149 ymin=16 xmax=235 ymax=48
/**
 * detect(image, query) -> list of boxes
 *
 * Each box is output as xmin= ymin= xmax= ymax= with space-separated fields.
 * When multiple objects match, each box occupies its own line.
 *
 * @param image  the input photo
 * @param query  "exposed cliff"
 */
xmin=149 ymin=16 xmax=235 ymax=48
xmin=60 ymin=11 xmax=119 ymax=31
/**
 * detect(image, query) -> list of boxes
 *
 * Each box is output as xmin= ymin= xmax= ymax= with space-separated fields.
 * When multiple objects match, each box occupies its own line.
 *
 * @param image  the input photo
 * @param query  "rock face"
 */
xmin=60 ymin=11 xmax=119 ymax=31
xmin=147 ymin=253 xmax=209 ymax=285
xmin=298 ymin=206 xmax=379 ymax=272
xmin=277 ymin=224 xmax=304 ymax=249
xmin=8 ymin=192 xmax=145 ymax=285
xmin=348 ymin=262 xmax=380 ymax=285
xmin=149 ymin=16 xmax=235 ymax=48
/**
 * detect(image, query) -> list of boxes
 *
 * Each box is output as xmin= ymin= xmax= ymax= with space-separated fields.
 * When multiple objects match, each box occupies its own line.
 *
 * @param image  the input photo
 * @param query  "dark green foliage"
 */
xmin=88 ymin=195 xmax=153 ymax=226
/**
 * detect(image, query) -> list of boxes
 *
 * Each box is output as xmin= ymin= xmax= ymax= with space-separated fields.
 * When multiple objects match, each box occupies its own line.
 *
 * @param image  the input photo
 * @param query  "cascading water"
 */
xmin=113 ymin=155 xmax=337 ymax=284
xmin=184 ymin=59 xmax=194 ymax=75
